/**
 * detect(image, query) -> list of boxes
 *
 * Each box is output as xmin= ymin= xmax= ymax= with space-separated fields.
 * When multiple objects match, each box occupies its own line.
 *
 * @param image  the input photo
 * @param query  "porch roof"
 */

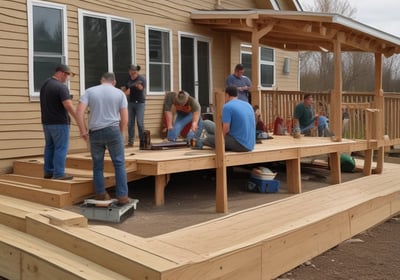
xmin=191 ymin=10 xmax=400 ymax=57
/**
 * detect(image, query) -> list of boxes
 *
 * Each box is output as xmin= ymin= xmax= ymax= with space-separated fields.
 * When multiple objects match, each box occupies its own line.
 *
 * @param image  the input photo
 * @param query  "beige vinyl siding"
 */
xmin=0 ymin=0 xmax=299 ymax=172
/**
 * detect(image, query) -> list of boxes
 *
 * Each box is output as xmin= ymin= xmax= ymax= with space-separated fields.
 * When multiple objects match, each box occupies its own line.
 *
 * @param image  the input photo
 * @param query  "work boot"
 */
xmin=52 ymin=174 xmax=74 ymax=180
xmin=94 ymin=192 xmax=111 ymax=201
xmin=117 ymin=196 xmax=130 ymax=205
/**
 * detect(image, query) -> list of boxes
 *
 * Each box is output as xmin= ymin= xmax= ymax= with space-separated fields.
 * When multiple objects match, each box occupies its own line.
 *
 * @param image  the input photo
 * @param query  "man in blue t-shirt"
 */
xmin=202 ymin=86 xmax=255 ymax=152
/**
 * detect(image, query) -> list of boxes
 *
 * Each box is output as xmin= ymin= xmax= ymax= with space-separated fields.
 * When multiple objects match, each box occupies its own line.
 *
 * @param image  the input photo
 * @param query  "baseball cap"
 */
xmin=129 ymin=64 xmax=141 ymax=71
xmin=176 ymin=91 xmax=189 ymax=105
xmin=55 ymin=64 xmax=75 ymax=77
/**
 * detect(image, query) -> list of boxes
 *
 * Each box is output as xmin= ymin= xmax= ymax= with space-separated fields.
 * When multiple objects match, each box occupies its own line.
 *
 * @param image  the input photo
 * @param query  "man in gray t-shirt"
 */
xmin=75 ymin=72 xmax=130 ymax=205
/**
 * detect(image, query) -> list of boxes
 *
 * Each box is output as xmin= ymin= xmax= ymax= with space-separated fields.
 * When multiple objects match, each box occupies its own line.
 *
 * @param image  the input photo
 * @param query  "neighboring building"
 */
xmin=0 ymin=0 xmax=302 ymax=172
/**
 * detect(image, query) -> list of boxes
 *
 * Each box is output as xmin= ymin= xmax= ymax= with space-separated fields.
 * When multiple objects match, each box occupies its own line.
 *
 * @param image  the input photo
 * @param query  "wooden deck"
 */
xmin=0 ymin=135 xmax=387 ymax=209
xmin=0 ymin=160 xmax=399 ymax=279
xmin=0 ymin=134 xmax=399 ymax=279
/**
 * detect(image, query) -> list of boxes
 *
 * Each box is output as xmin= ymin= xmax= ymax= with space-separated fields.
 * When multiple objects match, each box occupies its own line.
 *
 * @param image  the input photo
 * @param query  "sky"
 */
xmin=298 ymin=0 xmax=400 ymax=38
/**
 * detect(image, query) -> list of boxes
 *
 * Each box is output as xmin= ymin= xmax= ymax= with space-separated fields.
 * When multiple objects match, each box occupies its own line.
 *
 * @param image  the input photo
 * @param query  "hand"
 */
xmin=191 ymin=122 xmax=198 ymax=132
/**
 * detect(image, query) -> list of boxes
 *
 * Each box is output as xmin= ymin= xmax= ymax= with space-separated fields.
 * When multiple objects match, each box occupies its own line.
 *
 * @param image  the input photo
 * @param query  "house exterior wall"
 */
xmin=0 ymin=0 xmax=299 ymax=172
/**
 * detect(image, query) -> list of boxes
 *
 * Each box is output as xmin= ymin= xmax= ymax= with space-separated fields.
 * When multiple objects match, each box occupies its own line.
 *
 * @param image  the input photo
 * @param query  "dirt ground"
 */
xmin=66 ymin=157 xmax=400 ymax=279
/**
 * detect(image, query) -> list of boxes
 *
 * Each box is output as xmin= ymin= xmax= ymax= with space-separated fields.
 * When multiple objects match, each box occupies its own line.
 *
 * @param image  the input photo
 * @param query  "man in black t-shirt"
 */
xmin=40 ymin=64 xmax=76 ymax=180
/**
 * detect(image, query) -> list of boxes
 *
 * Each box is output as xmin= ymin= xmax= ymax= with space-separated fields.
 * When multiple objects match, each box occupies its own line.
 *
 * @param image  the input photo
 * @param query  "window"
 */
xmin=146 ymin=26 xmax=172 ymax=93
xmin=240 ymin=45 xmax=275 ymax=89
xmin=28 ymin=1 xmax=67 ymax=100
xmin=260 ymin=47 xmax=275 ymax=88
xmin=79 ymin=10 xmax=134 ymax=90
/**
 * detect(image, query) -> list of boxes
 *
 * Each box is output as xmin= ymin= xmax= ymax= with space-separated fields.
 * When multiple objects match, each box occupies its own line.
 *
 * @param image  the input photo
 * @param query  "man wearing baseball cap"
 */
xmin=40 ymin=64 xmax=76 ymax=180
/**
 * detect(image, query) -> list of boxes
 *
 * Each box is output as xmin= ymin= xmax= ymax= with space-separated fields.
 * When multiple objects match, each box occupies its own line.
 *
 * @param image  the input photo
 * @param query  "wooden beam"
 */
xmin=331 ymin=35 xmax=343 ymax=141
xmin=374 ymin=53 xmax=385 ymax=174
xmin=214 ymin=91 xmax=228 ymax=213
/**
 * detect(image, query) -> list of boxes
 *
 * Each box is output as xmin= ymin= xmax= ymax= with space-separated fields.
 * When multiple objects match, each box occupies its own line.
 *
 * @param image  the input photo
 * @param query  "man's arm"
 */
xmin=62 ymin=99 xmax=77 ymax=122
xmin=119 ymin=107 xmax=128 ymax=132
xmin=191 ymin=110 xmax=200 ymax=132
xmin=75 ymin=102 xmax=89 ymax=141
xmin=222 ymin=122 xmax=230 ymax=136
xmin=164 ymin=111 xmax=174 ymax=130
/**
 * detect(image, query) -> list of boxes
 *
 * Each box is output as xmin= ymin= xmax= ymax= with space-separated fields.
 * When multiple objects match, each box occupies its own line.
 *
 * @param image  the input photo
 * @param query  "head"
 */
xmin=100 ymin=72 xmax=116 ymax=86
xmin=303 ymin=94 xmax=313 ymax=107
xmin=175 ymin=90 xmax=189 ymax=105
xmin=128 ymin=64 xmax=141 ymax=78
xmin=55 ymin=64 xmax=75 ymax=82
xmin=224 ymin=86 xmax=238 ymax=103
xmin=233 ymin=63 xmax=244 ymax=77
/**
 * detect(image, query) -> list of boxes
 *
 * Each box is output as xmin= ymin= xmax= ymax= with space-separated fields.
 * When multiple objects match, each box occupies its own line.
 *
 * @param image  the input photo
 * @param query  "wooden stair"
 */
xmin=0 ymin=152 xmax=142 ymax=208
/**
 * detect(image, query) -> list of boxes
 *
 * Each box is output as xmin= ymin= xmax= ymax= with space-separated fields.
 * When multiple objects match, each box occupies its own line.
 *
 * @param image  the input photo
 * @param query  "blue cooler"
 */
xmin=247 ymin=176 xmax=280 ymax=193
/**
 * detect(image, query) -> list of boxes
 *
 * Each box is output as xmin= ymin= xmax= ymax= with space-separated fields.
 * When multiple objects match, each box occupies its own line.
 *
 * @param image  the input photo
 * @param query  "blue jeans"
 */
xmin=202 ymin=120 xmax=249 ymax=152
xmin=89 ymin=126 xmax=128 ymax=198
xmin=167 ymin=112 xmax=203 ymax=142
xmin=43 ymin=124 xmax=70 ymax=177
xmin=128 ymin=102 xmax=145 ymax=145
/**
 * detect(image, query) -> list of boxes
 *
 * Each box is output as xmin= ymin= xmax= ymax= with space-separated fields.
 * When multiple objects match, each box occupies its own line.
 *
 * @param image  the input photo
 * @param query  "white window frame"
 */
xmin=259 ymin=46 xmax=275 ymax=89
xmin=145 ymin=25 xmax=173 ymax=95
xmin=27 ymin=0 xmax=68 ymax=101
xmin=178 ymin=31 xmax=213 ymax=102
xmin=78 ymin=9 xmax=135 ymax=93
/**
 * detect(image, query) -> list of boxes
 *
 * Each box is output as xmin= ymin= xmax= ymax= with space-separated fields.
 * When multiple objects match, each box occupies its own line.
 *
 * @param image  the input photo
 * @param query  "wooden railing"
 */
xmin=260 ymin=90 xmax=400 ymax=140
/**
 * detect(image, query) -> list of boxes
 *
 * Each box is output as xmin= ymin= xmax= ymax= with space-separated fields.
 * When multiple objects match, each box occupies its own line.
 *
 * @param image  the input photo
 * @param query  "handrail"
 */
xmin=260 ymin=90 xmax=400 ymax=140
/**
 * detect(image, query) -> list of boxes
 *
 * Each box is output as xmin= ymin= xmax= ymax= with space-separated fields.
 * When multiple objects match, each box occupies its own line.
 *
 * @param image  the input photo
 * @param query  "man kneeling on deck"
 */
xmin=200 ymin=86 xmax=255 ymax=152
xmin=163 ymin=91 xmax=203 ymax=146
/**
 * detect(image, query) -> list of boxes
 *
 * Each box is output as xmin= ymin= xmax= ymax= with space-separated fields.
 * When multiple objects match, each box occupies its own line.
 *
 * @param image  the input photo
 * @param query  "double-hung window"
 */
xmin=146 ymin=26 xmax=172 ymax=94
xmin=28 ymin=1 xmax=67 ymax=100
xmin=260 ymin=47 xmax=275 ymax=88
xmin=79 ymin=10 xmax=134 ymax=90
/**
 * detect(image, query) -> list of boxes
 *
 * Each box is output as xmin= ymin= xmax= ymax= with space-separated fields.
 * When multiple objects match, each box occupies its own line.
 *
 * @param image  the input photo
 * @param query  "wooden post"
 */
xmin=373 ymin=53 xmax=384 ymax=174
xmin=331 ymin=35 xmax=343 ymax=142
xmin=251 ymin=29 xmax=260 ymax=107
xmin=329 ymin=152 xmax=341 ymax=184
xmin=214 ymin=90 xmax=228 ymax=213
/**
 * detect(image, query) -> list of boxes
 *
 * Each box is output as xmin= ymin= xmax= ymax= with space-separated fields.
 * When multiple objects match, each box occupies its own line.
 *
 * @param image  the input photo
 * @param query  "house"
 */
xmin=0 ymin=0 xmax=302 ymax=173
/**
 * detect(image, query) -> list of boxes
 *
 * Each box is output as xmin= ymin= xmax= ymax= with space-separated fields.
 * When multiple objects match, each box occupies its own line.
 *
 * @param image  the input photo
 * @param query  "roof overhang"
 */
xmin=191 ymin=10 xmax=400 ymax=57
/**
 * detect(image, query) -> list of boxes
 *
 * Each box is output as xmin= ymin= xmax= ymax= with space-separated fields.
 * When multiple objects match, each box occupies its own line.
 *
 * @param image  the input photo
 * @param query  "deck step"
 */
xmin=0 ymin=224 xmax=129 ymax=280
xmin=0 ymin=180 xmax=70 ymax=207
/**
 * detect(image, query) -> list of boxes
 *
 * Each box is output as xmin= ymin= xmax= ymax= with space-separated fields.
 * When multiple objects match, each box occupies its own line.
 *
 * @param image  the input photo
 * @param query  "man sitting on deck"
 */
xmin=292 ymin=94 xmax=316 ymax=138
xmin=201 ymin=86 xmax=255 ymax=152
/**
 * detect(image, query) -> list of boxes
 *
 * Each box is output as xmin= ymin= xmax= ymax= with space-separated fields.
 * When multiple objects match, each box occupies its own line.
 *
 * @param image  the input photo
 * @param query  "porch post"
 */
xmin=373 ymin=53 xmax=384 ymax=174
xmin=251 ymin=31 xmax=260 ymax=107
xmin=331 ymin=34 xmax=343 ymax=142
xmin=214 ymin=90 xmax=228 ymax=213
xmin=250 ymin=23 xmax=273 ymax=108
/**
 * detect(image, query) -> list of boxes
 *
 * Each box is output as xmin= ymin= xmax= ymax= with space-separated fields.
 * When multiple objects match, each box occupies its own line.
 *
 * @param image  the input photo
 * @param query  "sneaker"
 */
xmin=94 ymin=192 xmax=111 ymax=201
xmin=126 ymin=143 xmax=134 ymax=147
xmin=44 ymin=173 xmax=53 ymax=179
xmin=117 ymin=196 xmax=130 ymax=205
xmin=52 ymin=174 xmax=74 ymax=180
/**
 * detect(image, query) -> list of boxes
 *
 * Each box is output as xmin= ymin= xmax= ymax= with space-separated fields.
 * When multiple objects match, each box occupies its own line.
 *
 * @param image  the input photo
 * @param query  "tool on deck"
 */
xmin=80 ymin=198 xmax=139 ymax=223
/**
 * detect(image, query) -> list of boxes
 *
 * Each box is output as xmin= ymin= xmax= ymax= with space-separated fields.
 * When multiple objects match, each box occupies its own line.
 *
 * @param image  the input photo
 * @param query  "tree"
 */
xmin=300 ymin=0 xmax=400 ymax=92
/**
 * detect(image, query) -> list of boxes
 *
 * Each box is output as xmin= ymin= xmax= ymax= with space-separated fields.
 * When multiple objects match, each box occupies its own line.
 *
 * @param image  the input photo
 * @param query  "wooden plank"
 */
xmin=25 ymin=214 xmax=178 ymax=279
xmin=0 ymin=225 xmax=130 ymax=280
xmin=0 ymin=243 xmax=20 ymax=280
xmin=262 ymin=212 xmax=350 ymax=279
xmin=0 ymin=181 xmax=70 ymax=208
